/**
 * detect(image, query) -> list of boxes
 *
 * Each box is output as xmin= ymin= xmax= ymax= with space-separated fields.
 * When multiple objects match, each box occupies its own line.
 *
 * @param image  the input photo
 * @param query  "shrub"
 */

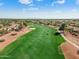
xmin=54 ymin=32 xmax=60 ymax=36
xmin=0 ymin=39 xmax=5 ymax=42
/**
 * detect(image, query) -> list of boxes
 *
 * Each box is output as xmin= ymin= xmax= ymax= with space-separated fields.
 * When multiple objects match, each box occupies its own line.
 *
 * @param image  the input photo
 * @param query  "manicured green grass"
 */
xmin=0 ymin=24 xmax=65 ymax=59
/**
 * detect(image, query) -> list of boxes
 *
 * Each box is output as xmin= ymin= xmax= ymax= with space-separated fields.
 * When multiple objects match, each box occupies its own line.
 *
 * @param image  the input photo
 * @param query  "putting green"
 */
xmin=0 ymin=24 xmax=65 ymax=59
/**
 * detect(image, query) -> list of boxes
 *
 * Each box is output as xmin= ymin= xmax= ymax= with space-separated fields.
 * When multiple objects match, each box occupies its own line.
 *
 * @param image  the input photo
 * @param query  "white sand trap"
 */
xmin=30 ymin=28 xmax=36 ymax=30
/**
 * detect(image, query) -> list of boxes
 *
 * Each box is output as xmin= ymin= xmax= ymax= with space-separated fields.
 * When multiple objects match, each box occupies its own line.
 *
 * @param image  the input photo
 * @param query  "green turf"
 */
xmin=0 ymin=24 xmax=65 ymax=59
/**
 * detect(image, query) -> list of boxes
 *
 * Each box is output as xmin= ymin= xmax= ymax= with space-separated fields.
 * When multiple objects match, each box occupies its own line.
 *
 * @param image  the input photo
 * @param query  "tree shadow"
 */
xmin=54 ymin=32 xmax=60 ymax=36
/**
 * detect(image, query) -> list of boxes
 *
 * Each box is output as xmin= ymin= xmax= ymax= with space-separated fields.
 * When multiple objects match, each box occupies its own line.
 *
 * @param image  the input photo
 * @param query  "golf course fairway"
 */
xmin=0 ymin=24 xmax=65 ymax=59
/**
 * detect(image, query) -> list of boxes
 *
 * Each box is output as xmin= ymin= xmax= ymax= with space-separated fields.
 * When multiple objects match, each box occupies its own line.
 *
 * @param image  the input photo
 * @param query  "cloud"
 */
xmin=28 ymin=3 xmax=34 ymax=6
xmin=55 ymin=0 xmax=65 ymax=4
xmin=76 ymin=0 xmax=79 ymax=5
xmin=51 ymin=3 xmax=54 ymax=6
xmin=51 ymin=0 xmax=65 ymax=7
xmin=22 ymin=7 xmax=39 ymax=11
xmin=36 ymin=0 xmax=43 ymax=1
xmin=0 ymin=2 xmax=4 ymax=6
xmin=19 ymin=0 xmax=32 ymax=5
xmin=27 ymin=7 xmax=39 ymax=10
xmin=55 ymin=10 xmax=62 ymax=13
xmin=71 ymin=9 xmax=78 ymax=12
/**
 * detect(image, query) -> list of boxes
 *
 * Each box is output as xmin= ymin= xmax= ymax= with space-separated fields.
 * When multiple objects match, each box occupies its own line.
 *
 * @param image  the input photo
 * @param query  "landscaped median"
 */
xmin=0 ymin=24 xmax=65 ymax=59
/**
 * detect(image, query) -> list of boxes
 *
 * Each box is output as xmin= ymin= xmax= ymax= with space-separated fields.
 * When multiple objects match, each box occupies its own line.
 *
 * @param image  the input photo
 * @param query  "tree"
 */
xmin=23 ymin=22 xmax=27 ymax=26
xmin=77 ymin=50 xmax=79 ymax=54
xmin=59 ymin=23 xmax=66 ymax=31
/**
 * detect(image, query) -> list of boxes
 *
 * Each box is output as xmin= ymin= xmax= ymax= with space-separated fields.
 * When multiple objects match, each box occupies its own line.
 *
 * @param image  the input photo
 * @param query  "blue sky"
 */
xmin=0 ymin=0 xmax=79 ymax=19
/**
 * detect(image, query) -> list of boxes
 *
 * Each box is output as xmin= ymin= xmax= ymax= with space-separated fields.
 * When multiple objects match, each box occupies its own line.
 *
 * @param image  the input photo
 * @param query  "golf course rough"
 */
xmin=0 ymin=24 xmax=65 ymax=59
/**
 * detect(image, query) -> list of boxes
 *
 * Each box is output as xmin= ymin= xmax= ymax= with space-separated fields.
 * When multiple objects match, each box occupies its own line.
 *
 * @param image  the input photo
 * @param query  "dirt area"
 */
xmin=64 ymin=31 xmax=79 ymax=47
xmin=61 ymin=42 xmax=79 ymax=59
xmin=59 ymin=30 xmax=79 ymax=59
xmin=0 ymin=27 xmax=32 ymax=50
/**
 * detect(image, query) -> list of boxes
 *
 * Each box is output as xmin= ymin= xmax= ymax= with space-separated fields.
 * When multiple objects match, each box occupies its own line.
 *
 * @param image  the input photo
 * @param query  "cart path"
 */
xmin=58 ymin=30 xmax=79 ymax=49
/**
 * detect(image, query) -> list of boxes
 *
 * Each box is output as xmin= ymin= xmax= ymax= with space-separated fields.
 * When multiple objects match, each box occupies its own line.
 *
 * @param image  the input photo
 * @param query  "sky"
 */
xmin=0 ymin=0 xmax=79 ymax=19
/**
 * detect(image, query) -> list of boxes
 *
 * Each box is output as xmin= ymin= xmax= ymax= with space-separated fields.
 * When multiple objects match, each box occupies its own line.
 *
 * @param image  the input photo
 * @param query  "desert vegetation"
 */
xmin=0 ymin=19 xmax=79 ymax=59
xmin=0 ymin=19 xmax=28 ymax=37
